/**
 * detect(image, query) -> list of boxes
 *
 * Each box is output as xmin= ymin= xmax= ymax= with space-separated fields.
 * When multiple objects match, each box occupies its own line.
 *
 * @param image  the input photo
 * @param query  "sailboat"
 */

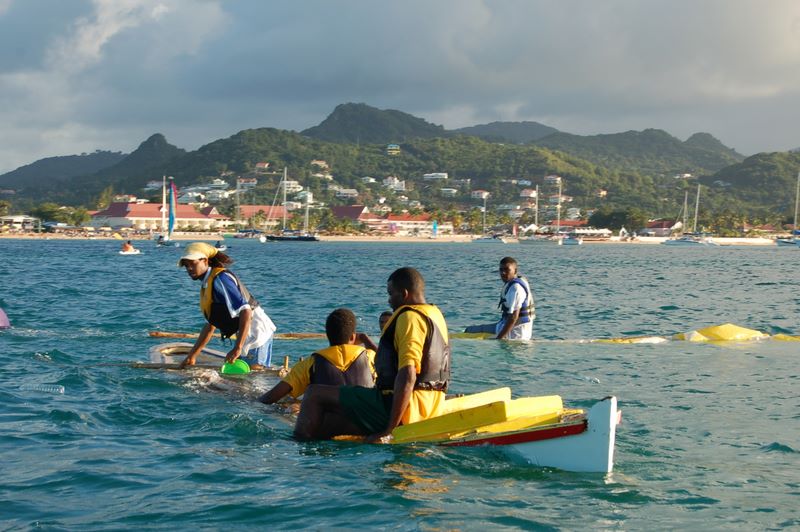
xmin=472 ymin=193 xmax=507 ymax=243
xmin=662 ymin=184 xmax=718 ymax=246
xmin=519 ymin=184 xmax=556 ymax=244
xmin=156 ymin=176 xmax=180 ymax=247
xmin=267 ymin=168 xmax=320 ymax=242
xmin=776 ymin=172 xmax=800 ymax=247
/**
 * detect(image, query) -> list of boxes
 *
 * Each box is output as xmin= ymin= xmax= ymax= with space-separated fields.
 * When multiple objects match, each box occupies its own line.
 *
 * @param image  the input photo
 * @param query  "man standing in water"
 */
xmin=464 ymin=256 xmax=534 ymax=340
xmin=177 ymin=242 xmax=276 ymax=370
xmin=294 ymin=267 xmax=450 ymax=442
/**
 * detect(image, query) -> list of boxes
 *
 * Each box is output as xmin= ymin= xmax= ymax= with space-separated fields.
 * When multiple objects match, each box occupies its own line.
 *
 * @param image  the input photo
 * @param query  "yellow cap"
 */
xmin=177 ymin=242 xmax=218 ymax=266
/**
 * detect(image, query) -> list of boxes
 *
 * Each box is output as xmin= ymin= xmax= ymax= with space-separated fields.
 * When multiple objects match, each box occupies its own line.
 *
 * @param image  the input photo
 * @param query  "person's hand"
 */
xmin=179 ymin=353 xmax=197 ymax=369
xmin=365 ymin=431 xmax=394 ymax=444
xmin=225 ymin=347 xmax=242 ymax=363
xmin=355 ymin=332 xmax=369 ymax=344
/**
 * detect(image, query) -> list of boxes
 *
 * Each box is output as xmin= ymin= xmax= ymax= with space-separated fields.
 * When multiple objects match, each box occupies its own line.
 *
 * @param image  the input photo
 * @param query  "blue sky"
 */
xmin=1 ymin=0 xmax=799 ymax=172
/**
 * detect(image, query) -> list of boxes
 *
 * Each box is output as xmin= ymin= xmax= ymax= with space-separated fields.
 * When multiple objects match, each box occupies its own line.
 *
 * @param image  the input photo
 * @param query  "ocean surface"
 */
xmin=1 ymin=238 xmax=798 ymax=530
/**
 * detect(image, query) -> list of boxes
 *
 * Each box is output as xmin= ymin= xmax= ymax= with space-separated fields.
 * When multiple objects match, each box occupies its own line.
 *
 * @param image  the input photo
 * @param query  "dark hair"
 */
xmin=326 ymin=308 xmax=357 ymax=345
xmin=500 ymin=256 xmax=518 ymax=267
xmin=388 ymin=267 xmax=425 ymax=294
xmin=379 ymin=311 xmax=393 ymax=319
xmin=208 ymin=251 xmax=233 ymax=268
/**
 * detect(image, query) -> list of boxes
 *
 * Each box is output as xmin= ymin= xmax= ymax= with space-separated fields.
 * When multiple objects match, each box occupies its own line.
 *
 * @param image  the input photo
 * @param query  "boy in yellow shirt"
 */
xmin=258 ymin=308 xmax=374 ymax=404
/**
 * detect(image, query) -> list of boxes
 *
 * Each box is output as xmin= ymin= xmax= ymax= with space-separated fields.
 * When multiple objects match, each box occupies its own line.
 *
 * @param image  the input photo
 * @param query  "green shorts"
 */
xmin=339 ymin=386 xmax=393 ymax=434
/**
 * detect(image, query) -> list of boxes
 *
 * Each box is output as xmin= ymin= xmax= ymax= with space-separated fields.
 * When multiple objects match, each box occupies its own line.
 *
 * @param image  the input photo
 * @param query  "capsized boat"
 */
xmin=148 ymin=341 xmax=287 ymax=374
xmin=388 ymin=388 xmax=620 ymax=473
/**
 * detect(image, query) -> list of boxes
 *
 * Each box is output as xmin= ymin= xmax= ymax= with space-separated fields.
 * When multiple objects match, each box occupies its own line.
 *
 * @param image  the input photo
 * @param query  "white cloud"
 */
xmin=2 ymin=0 xmax=800 ymax=174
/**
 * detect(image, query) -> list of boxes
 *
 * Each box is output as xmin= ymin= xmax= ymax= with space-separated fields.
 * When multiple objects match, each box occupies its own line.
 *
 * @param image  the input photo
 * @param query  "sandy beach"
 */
xmin=0 ymin=231 xmax=780 ymax=245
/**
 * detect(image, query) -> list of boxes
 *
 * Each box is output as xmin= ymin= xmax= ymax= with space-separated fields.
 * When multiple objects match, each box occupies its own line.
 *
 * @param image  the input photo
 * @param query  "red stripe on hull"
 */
xmin=442 ymin=421 xmax=587 ymax=447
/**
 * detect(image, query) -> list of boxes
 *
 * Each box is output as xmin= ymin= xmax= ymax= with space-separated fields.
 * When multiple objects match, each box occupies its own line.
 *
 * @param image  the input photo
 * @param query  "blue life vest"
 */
xmin=499 ymin=276 xmax=534 ymax=325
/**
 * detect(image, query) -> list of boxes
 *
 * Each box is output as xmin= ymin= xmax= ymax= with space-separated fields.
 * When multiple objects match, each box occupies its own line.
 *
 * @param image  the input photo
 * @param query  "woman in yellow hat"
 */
xmin=177 ymin=242 xmax=276 ymax=369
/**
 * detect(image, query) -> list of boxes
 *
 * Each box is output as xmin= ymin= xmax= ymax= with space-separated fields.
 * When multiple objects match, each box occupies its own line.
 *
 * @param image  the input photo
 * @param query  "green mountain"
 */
xmin=533 ymin=128 xmax=745 ymax=176
xmin=452 ymin=121 xmax=559 ymax=143
xmin=0 ymin=150 xmax=125 ymax=188
xmin=302 ymin=103 xmax=447 ymax=143
xmin=702 ymin=151 xmax=800 ymax=214
xmin=16 ymin=134 xmax=186 ymax=204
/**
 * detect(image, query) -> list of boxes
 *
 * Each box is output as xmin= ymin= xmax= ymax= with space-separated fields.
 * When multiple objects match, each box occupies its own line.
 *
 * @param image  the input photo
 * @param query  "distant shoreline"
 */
xmin=0 ymin=232 xmax=779 ymax=246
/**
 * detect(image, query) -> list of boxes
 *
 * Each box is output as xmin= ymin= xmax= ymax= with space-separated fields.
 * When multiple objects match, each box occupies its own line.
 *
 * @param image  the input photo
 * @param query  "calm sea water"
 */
xmin=1 ymin=239 xmax=798 ymax=530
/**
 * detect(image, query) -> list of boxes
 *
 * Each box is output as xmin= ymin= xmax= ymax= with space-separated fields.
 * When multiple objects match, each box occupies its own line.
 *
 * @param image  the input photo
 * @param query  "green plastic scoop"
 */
xmin=220 ymin=359 xmax=251 ymax=375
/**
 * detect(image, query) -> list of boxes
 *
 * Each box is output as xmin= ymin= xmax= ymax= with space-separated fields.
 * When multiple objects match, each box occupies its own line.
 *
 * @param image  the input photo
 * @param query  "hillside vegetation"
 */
xmin=2 ymin=103 xmax=798 ymax=224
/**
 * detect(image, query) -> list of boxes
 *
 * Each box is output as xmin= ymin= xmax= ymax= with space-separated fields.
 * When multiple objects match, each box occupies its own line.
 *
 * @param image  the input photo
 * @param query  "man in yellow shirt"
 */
xmin=257 ymin=308 xmax=374 ymax=404
xmin=294 ymin=267 xmax=451 ymax=442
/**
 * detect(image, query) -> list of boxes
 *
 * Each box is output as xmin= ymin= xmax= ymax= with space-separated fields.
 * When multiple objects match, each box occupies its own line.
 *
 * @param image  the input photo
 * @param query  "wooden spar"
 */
xmin=148 ymin=331 xmax=326 ymax=340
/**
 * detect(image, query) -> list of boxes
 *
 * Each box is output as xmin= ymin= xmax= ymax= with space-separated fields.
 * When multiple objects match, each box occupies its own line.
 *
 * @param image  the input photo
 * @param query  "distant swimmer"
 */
xmin=464 ymin=256 xmax=535 ymax=340
xmin=0 ymin=307 xmax=10 ymax=329
xmin=121 ymin=240 xmax=136 ymax=252
xmin=258 ymin=308 xmax=375 ymax=405
xmin=177 ymin=242 xmax=277 ymax=370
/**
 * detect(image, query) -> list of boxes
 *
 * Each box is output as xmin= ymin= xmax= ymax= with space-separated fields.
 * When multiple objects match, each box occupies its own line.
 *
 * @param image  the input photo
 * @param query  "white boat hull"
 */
xmin=442 ymin=396 xmax=619 ymax=473
xmin=472 ymin=236 xmax=508 ymax=243
xmin=662 ymin=236 xmax=719 ymax=246
xmin=148 ymin=342 xmax=227 ymax=365
xmin=119 ymin=249 xmax=141 ymax=255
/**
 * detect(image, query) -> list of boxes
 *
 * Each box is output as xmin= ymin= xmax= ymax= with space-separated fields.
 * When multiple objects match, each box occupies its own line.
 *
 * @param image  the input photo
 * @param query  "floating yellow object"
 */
xmin=771 ymin=333 xmax=800 ymax=342
xmin=593 ymin=336 xmax=668 ymax=344
xmin=451 ymin=332 xmax=495 ymax=339
xmin=673 ymin=323 xmax=769 ymax=342
xmin=392 ymin=391 xmax=564 ymax=444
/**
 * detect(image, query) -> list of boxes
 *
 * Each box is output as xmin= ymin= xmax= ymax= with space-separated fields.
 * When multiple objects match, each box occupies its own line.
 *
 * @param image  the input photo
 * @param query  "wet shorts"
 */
xmin=338 ymin=386 xmax=394 ymax=434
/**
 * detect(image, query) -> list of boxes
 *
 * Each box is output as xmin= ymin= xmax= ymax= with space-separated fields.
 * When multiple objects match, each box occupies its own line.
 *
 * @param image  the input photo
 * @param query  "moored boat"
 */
xmin=662 ymin=233 xmax=719 ymax=246
xmin=472 ymin=234 xmax=508 ymax=243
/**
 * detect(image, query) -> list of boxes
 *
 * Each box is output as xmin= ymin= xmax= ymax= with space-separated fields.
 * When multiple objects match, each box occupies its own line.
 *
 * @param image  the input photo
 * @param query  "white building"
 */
xmin=440 ymin=188 xmax=458 ymax=197
xmin=471 ymin=190 xmax=490 ymax=200
xmin=207 ymin=178 xmax=229 ymax=189
xmin=423 ymin=172 xmax=448 ymax=180
xmin=281 ymin=180 xmax=304 ymax=193
xmin=335 ymin=188 xmax=359 ymax=199
xmin=361 ymin=176 xmax=377 ymax=184
xmin=283 ymin=201 xmax=302 ymax=211
xmin=205 ymin=189 xmax=231 ymax=202
xmin=383 ymin=176 xmax=406 ymax=192
xmin=520 ymin=188 xmax=538 ymax=198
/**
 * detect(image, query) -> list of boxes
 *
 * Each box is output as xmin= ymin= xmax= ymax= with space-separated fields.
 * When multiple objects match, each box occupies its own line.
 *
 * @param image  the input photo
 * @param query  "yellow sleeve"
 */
xmin=393 ymin=309 xmax=429 ymax=373
xmin=281 ymin=356 xmax=315 ymax=398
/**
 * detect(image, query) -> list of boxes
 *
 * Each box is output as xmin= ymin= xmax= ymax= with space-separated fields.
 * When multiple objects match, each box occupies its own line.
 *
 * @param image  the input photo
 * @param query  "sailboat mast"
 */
xmin=304 ymin=191 xmax=310 ymax=234
xmin=556 ymin=178 xmax=562 ymax=237
xmin=482 ymin=194 xmax=487 ymax=234
xmin=693 ymin=184 xmax=701 ymax=234
xmin=534 ymin=185 xmax=539 ymax=226
xmin=681 ymin=190 xmax=689 ymax=232
xmin=793 ymin=171 xmax=800 ymax=234
xmin=161 ymin=175 xmax=167 ymax=233
xmin=282 ymin=167 xmax=288 ymax=231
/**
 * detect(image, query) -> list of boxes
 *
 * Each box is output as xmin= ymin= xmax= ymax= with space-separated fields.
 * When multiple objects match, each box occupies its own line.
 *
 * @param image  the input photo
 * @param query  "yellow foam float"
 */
xmin=673 ymin=323 xmax=769 ymax=342
xmin=771 ymin=333 xmax=800 ymax=342
xmin=593 ymin=336 xmax=668 ymax=344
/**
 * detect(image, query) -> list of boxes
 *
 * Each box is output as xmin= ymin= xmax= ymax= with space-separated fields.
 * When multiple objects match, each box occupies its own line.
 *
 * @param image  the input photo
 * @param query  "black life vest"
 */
xmin=201 ymin=268 xmax=260 ymax=339
xmin=309 ymin=348 xmax=374 ymax=387
xmin=375 ymin=306 xmax=450 ymax=392
xmin=499 ymin=276 xmax=534 ymax=324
